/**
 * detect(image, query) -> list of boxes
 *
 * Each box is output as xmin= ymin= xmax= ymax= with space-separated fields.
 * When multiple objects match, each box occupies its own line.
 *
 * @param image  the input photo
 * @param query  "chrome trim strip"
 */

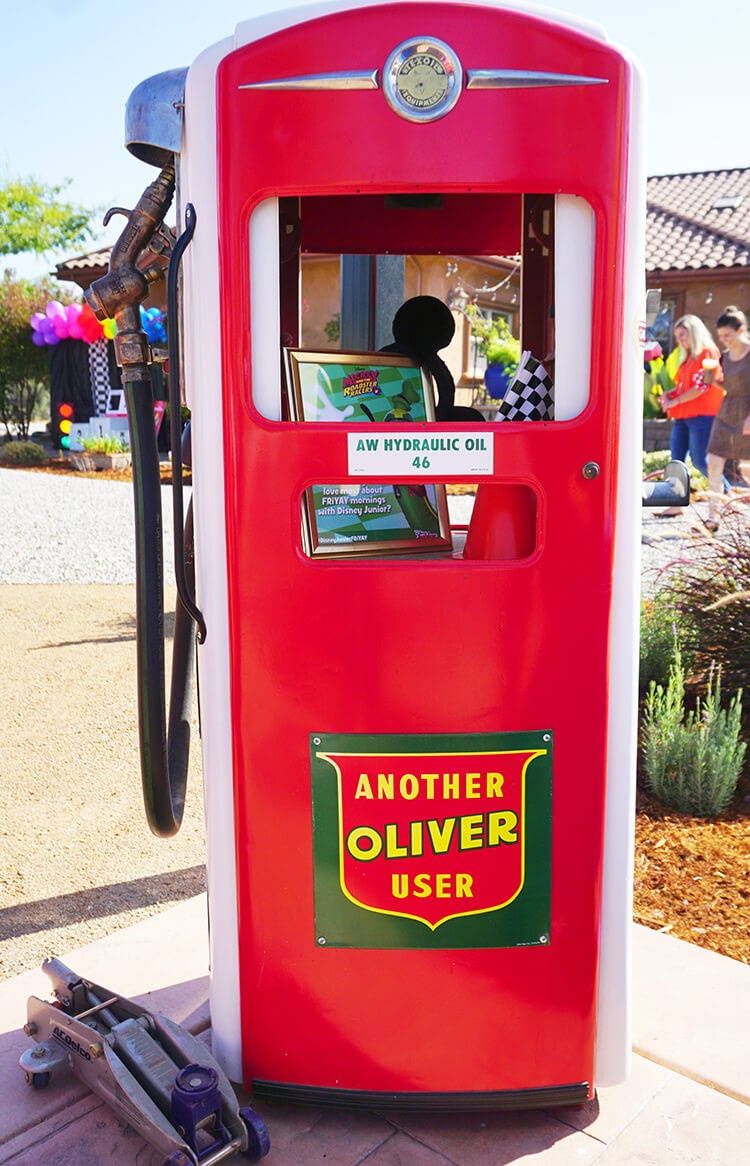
xmin=240 ymin=70 xmax=379 ymax=91
xmin=466 ymin=69 xmax=608 ymax=89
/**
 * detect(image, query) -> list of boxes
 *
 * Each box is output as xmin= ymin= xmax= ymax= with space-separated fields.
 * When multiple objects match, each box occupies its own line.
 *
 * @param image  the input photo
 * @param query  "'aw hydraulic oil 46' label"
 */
xmin=310 ymin=731 xmax=552 ymax=949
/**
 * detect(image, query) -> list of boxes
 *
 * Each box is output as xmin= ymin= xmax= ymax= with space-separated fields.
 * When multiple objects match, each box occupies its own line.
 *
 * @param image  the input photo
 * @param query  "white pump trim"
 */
xmin=554 ymin=194 xmax=594 ymax=421
xmin=250 ymin=201 xmax=282 ymax=422
xmin=181 ymin=36 xmax=244 ymax=1083
xmin=594 ymin=52 xmax=647 ymax=1087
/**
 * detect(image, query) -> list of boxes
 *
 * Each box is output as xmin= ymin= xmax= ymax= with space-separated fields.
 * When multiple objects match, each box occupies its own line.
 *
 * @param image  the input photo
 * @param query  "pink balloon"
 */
xmin=31 ymin=331 xmax=47 ymax=347
xmin=30 ymin=312 xmax=45 ymax=331
xmin=46 ymin=300 xmax=65 ymax=318
xmin=65 ymin=303 xmax=82 ymax=324
xmin=68 ymin=318 xmax=84 ymax=340
xmin=53 ymin=314 xmax=70 ymax=339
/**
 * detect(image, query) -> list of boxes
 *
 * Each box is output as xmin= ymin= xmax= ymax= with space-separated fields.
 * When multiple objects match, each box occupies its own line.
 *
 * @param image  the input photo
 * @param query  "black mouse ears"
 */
xmin=391 ymin=296 xmax=455 ymax=354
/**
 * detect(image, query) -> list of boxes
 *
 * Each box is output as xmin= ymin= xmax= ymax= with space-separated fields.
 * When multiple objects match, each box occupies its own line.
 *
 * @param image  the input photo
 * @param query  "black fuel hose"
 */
xmin=126 ymin=377 xmax=194 ymax=837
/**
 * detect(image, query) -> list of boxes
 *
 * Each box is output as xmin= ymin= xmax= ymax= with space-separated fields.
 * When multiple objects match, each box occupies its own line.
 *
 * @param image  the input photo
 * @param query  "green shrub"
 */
xmin=643 ymin=648 xmax=745 ymax=816
xmin=666 ymin=508 xmax=750 ymax=698
xmin=0 ymin=439 xmax=47 ymax=466
xmin=81 ymin=434 xmax=130 ymax=454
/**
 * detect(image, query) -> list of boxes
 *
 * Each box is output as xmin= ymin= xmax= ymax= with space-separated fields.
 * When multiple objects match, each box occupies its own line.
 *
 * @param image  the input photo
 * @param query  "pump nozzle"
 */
xmin=85 ymin=162 xmax=175 ymax=380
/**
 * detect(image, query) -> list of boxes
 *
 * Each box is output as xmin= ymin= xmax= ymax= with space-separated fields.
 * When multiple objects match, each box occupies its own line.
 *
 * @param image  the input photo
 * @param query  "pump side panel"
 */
xmin=214 ymin=2 xmax=633 ymax=1097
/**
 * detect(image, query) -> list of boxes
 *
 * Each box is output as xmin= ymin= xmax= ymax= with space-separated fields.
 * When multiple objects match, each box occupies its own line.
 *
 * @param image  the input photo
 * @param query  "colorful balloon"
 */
xmin=52 ymin=313 xmax=70 ymax=339
xmin=28 ymin=299 xmax=114 ymax=345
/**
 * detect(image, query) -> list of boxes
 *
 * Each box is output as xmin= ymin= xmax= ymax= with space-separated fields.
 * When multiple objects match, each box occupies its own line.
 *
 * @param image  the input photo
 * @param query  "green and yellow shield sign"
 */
xmin=310 ymin=731 xmax=552 ymax=949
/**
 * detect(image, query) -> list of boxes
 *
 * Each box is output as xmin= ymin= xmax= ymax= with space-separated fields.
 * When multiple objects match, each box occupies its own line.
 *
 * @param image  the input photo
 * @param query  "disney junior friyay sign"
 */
xmin=310 ymin=731 xmax=552 ymax=949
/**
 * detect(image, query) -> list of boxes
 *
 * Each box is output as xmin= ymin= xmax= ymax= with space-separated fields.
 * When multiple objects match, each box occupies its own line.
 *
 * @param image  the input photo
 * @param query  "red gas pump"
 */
xmin=89 ymin=0 xmax=646 ymax=1112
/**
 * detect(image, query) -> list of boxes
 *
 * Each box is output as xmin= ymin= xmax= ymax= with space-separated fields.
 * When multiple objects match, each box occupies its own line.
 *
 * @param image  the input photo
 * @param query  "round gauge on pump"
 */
xmin=382 ymin=38 xmax=463 ymax=122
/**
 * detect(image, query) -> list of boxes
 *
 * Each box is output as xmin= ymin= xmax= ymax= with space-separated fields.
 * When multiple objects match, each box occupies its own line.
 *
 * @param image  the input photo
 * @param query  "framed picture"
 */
xmin=284 ymin=349 xmax=452 ymax=557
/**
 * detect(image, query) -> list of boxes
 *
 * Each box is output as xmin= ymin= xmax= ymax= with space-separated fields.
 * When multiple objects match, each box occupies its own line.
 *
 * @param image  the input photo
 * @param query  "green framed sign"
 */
xmin=284 ymin=349 xmax=452 ymax=557
xmin=310 ymin=730 xmax=553 ymax=949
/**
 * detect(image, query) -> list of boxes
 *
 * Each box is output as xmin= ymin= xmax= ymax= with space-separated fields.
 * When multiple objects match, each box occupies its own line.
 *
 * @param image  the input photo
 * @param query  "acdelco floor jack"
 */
xmin=19 ymin=958 xmax=269 ymax=1165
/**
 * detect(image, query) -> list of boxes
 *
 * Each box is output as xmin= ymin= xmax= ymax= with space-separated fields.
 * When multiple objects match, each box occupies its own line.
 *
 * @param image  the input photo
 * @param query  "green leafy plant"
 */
xmin=640 ymin=598 xmax=694 ymax=697
xmin=0 ymin=175 xmax=93 ymax=257
xmin=643 ymin=356 xmax=674 ymax=419
xmin=465 ymin=305 xmax=521 ymax=369
xmin=0 ymin=272 xmax=70 ymax=440
xmin=80 ymin=434 xmax=130 ymax=455
xmin=324 ymin=313 xmax=340 ymax=344
xmin=0 ymin=439 xmax=46 ymax=465
xmin=643 ymin=647 xmax=745 ymax=816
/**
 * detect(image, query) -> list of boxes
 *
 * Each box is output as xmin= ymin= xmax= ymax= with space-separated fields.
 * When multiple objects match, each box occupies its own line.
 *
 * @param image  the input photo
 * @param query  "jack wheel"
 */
xmin=239 ymin=1107 xmax=270 ymax=1160
xmin=25 ymin=1071 xmax=50 ymax=1089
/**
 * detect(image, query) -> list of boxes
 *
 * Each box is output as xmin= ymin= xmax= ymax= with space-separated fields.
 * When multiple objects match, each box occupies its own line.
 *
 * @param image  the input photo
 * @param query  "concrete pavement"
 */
xmin=1 ymin=896 xmax=748 ymax=1165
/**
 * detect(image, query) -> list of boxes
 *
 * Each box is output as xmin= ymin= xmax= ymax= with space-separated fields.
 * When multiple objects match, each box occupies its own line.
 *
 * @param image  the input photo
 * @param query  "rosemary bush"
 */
xmin=643 ymin=648 xmax=745 ymax=816
xmin=640 ymin=598 xmax=694 ymax=697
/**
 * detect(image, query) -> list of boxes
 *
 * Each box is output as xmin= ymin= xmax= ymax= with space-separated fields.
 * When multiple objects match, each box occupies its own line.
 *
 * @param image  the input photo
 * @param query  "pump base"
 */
xmin=251 ymin=1080 xmax=590 ymax=1111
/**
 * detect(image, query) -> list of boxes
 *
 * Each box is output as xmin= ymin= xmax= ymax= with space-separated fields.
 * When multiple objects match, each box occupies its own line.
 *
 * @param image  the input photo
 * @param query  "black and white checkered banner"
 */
xmin=87 ymin=338 xmax=111 ymax=417
xmin=496 ymin=350 xmax=554 ymax=421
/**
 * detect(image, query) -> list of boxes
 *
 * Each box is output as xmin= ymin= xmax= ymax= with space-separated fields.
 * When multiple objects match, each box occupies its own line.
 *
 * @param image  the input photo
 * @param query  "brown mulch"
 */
xmin=634 ymin=770 xmax=750 ymax=964
xmin=0 ymin=455 xmax=190 ymax=486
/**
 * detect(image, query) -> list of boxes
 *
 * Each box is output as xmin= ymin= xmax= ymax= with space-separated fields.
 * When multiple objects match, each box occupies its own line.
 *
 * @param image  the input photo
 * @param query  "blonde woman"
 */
xmin=658 ymin=314 xmax=724 ymax=480
xmin=705 ymin=306 xmax=750 ymax=529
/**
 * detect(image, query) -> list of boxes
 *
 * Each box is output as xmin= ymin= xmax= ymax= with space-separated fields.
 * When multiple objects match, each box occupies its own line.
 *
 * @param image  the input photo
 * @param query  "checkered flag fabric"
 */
xmin=496 ymin=350 xmax=554 ymax=421
xmin=87 ymin=338 xmax=112 ymax=417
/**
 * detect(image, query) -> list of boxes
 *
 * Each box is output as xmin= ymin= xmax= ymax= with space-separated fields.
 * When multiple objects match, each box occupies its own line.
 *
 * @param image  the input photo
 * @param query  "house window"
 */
xmin=649 ymin=297 xmax=677 ymax=356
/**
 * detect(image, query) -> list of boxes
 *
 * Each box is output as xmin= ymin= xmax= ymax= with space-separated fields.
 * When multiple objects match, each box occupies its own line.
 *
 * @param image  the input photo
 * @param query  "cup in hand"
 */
xmin=702 ymin=358 xmax=718 ymax=384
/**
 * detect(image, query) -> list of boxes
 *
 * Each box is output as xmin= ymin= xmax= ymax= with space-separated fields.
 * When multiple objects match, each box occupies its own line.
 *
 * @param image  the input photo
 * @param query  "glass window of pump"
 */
xmin=248 ymin=192 xmax=594 ymax=423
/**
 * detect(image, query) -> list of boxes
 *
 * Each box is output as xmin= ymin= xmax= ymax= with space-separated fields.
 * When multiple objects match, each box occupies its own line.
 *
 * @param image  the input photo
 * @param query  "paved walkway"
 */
xmin=1 ymin=897 xmax=748 ymax=1165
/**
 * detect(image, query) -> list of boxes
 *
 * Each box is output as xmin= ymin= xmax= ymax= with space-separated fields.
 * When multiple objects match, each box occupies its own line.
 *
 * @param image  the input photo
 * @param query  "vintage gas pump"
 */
xmin=88 ymin=0 xmax=647 ymax=1110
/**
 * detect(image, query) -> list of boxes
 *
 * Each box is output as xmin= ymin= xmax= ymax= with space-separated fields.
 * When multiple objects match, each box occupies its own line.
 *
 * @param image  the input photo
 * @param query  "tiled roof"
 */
xmin=55 ymin=248 xmax=111 ymax=276
xmin=55 ymin=172 xmax=750 ymax=282
xmin=647 ymin=168 xmax=750 ymax=274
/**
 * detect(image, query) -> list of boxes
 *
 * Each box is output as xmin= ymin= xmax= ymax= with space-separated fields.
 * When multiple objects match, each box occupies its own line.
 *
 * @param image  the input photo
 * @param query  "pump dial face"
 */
xmin=383 ymin=38 xmax=463 ymax=123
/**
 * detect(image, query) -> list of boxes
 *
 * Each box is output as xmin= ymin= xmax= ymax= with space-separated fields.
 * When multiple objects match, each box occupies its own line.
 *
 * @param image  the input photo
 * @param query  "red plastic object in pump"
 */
xmin=463 ymin=484 xmax=538 ymax=561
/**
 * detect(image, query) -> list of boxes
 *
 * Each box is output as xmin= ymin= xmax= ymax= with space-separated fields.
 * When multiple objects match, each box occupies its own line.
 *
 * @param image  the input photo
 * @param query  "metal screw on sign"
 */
xmin=313 ymin=737 xmax=321 ymax=745
xmin=582 ymin=462 xmax=600 ymax=479
xmin=539 ymin=935 xmax=549 ymax=945
xmin=542 ymin=734 xmax=551 ymax=742
xmin=318 ymin=937 xmax=327 ymax=945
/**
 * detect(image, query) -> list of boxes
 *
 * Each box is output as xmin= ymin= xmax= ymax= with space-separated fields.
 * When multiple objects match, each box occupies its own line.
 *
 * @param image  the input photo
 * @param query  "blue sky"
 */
xmin=2 ymin=0 xmax=747 ymax=281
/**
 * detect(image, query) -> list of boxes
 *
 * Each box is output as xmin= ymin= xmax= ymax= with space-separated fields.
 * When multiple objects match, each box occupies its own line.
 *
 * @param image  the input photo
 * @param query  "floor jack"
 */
xmin=19 ymin=958 xmax=270 ymax=1165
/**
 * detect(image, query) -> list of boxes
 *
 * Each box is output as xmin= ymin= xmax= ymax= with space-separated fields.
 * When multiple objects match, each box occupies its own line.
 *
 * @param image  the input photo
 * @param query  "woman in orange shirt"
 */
xmin=658 ymin=314 xmax=724 ymax=480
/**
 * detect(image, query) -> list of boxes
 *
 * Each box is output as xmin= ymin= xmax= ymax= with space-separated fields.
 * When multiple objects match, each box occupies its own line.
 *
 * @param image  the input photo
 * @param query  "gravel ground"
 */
xmin=0 ymin=467 xmax=184 ymax=584
xmin=0 ymin=467 xmax=696 ymax=981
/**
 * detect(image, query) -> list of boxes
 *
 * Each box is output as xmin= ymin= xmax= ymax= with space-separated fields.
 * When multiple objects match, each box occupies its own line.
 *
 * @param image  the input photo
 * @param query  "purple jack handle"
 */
xmin=171 ymin=1064 xmax=230 ymax=1160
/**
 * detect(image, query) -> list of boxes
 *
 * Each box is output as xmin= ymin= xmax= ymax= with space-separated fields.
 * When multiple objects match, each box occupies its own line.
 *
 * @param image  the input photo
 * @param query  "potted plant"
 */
xmin=71 ymin=432 xmax=131 ymax=472
xmin=466 ymin=306 xmax=521 ymax=399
